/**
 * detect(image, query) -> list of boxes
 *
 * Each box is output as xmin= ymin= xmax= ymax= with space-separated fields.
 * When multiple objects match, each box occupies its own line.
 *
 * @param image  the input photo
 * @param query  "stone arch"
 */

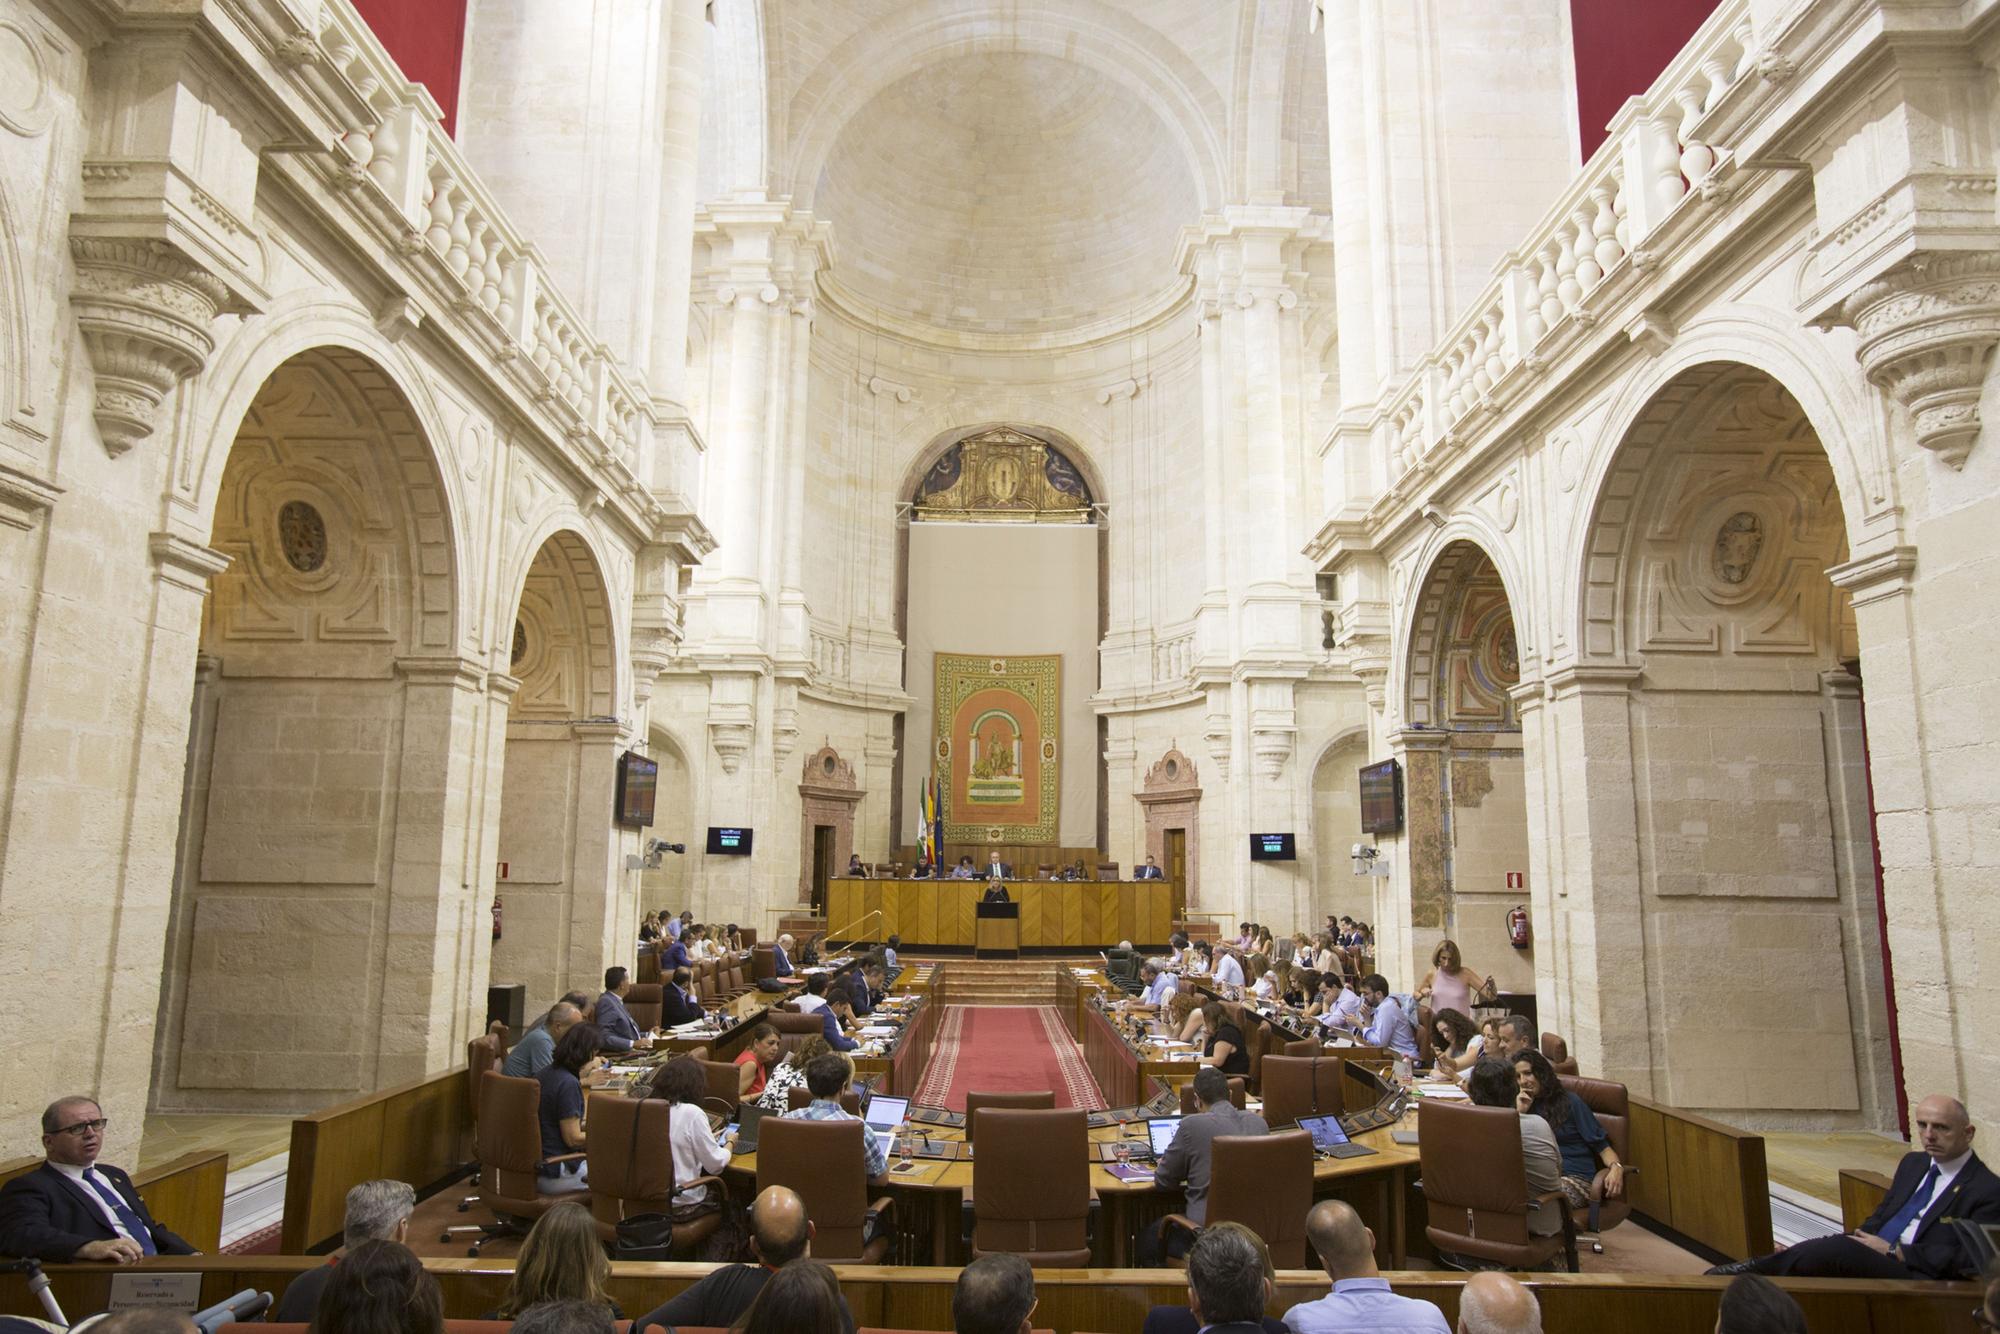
xmin=1392 ymin=520 xmax=1534 ymax=731
xmin=898 ymin=416 xmax=1112 ymax=513
xmin=1309 ymin=729 xmax=1371 ymax=926
xmin=640 ymin=723 xmax=699 ymax=913
xmin=502 ymin=526 xmax=620 ymax=721
xmin=781 ymin=2 xmax=1229 ymax=213
xmin=1402 ymin=539 xmax=1524 ymax=730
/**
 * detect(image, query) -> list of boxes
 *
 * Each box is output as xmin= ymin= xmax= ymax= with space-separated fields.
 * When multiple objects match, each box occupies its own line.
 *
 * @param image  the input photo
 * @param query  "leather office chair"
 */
xmin=693 ymin=960 xmax=721 ymax=1006
xmin=1282 ymin=1038 xmax=1323 ymax=1058
xmin=739 ymin=927 xmax=758 ymax=949
xmin=444 ymin=1071 xmax=579 ymax=1255
xmin=1542 ymin=1033 xmax=1580 ymax=1076
xmin=966 ymin=1090 xmax=1054 ymax=1144
xmin=625 ymin=983 xmax=664 ymax=1033
xmin=1240 ymin=1020 xmax=1271 ymax=1093
xmin=1038 ymin=863 xmax=1057 ymax=879
xmin=1258 ymin=1054 xmax=1346 ymax=1126
xmin=1560 ymin=1074 xmax=1637 ymax=1250
xmin=751 ymin=943 xmax=779 ymax=982
xmin=1416 ymin=1099 xmax=1575 ymax=1271
xmin=787 ymin=1085 xmax=862 ymax=1114
xmin=756 ymin=1116 xmax=895 ymax=1262
xmin=459 ymin=1030 xmax=506 ymax=1207
xmin=1162 ymin=1130 xmax=1314 ymax=1267
xmin=970 ymin=1108 xmax=1092 ymax=1266
xmin=1097 ymin=863 xmax=1119 ymax=881
xmin=1179 ymin=1077 xmax=1246 ymax=1113
xmin=585 ymin=1093 xmax=721 ymax=1257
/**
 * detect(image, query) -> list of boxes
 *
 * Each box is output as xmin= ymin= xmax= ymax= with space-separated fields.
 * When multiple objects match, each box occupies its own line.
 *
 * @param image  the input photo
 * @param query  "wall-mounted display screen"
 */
xmin=614 ymin=751 xmax=657 ymax=828
xmin=1249 ymin=833 xmax=1297 ymax=861
xmin=706 ymin=826 xmax=754 ymax=856
xmin=1359 ymin=759 xmax=1403 ymax=835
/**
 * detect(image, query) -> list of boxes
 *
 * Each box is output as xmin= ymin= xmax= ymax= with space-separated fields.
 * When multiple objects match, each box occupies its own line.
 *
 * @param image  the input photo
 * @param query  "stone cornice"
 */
xmin=1542 ymin=663 xmax=1645 ymax=699
xmin=393 ymin=654 xmax=489 ymax=690
xmin=1826 ymin=545 xmax=1918 ymax=606
xmin=148 ymin=531 xmax=231 ymax=593
xmin=0 ymin=464 xmax=62 ymax=532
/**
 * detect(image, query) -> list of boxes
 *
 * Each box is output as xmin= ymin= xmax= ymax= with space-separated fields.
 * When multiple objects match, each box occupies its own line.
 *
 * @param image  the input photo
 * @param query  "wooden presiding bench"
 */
xmin=0 ymin=1150 xmax=229 ymax=1254
xmin=281 ymin=1066 xmax=470 ymax=1254
xmin=0 ymin=1258 xmax=1976 ymax=1333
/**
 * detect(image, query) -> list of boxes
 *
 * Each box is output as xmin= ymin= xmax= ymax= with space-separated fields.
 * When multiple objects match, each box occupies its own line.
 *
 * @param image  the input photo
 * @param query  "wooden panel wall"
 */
xmin=1625 ymin=1097 xmax=1775 ymax=1260
xmin=0 ymin=1258 xmax=1976 ymax=1334
xmin=280 ymin=1067 xmax=469 ymax=1253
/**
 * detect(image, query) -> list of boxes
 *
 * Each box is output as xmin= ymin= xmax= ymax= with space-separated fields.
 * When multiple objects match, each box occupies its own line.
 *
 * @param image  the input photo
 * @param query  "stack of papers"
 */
xmin=1417 ymin=1082 xmax=1470 ymax=1100
xmin=859 ymin=1025 xmax=897 ymax=1036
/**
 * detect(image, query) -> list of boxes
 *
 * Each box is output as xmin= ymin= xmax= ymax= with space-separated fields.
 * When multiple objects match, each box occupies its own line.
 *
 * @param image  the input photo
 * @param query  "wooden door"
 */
xmin=812 ymin=826 xmax=834 ymax=914
xmin=1165 ymin=828 xmax=1188 ymax=923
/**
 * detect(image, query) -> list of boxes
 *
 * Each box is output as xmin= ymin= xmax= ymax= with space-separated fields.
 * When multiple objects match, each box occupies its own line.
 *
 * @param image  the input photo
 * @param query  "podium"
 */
xmin=975 ymin=901 xmax=1020 ymax=959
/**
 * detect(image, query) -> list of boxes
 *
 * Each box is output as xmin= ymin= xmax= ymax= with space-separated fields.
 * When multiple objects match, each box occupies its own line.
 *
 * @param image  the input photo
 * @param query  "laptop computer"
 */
xmin=862 ymin=1093 xmax=910 ymax=1131
xmin=720 ymin=1102 xmax=774 ymax=1154
xmin=1147 ymin=1116 xmax=1182 ymax=1158
xmin=1297 ymin=1112 xmax=1377 ymax=1159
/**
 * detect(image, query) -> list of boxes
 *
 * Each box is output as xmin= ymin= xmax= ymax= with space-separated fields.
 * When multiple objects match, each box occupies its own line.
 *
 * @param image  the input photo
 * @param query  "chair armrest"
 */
xmin=683 ymin=1175 xmax=725 ymax=1194
xmin=865 ymin=1195 xmax=897 ymax=1226
xmin=544 ymin=1152 xmax=588 ymax=1165
xmin=1160 ymin=1212 xmax=1200 ymax=1241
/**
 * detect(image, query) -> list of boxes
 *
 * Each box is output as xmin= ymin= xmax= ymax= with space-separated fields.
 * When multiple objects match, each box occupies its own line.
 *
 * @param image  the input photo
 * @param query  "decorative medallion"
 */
xmin=277 ymin=500 xmax=327 ymax=573
xmin=1713 ymin=512 xmax=1763 ymax=585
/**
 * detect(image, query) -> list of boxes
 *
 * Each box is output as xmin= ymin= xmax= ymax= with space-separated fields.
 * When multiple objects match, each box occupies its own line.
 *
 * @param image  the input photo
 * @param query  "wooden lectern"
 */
xmin=975 ymin=900 xmax=1020 ymax=959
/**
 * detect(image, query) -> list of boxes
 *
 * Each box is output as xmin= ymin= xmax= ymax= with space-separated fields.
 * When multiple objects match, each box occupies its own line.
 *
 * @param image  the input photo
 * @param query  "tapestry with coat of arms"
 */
xmin=933 ymin=652 xmax=1060 ymax=843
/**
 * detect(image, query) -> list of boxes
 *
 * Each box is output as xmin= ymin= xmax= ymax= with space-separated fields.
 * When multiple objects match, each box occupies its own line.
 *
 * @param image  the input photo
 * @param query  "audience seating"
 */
xmin=756 ymin=1117 xmax=895 ymax=1263
xmin=1179 ymin=1077 xmax=1247 ymax=1113
xmin=625 ymin=983 xmax=664 ymax=1032
xmin=969 ymin=1108 xmax=1092 ymax=1266
xmin=1542 ymin=1033 xmax=1580 ymax=1077
xmin=1161 ymin=1130 xmax=1314 ymax=1267
xmin=585 ymin=1094 xmax=722 ymax=1258
xmin=1559 ymin=1074 xmax=1637 ymax=1250
xmin=1417 ymin=1099 xmax=1576 ymax=1272
xmin=446 ymin=1071 xmax=578 ymax=1255
xmin=1258 ymin=1054 xmax=1346 ymax=1126
xmin=965 ymin=1089 xmax=1055 ymax=1143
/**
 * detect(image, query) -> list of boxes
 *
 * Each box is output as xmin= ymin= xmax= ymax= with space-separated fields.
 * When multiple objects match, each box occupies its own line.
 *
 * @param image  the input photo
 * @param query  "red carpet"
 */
xmin=912 ymin=1006 xmax=1106 ymax=1111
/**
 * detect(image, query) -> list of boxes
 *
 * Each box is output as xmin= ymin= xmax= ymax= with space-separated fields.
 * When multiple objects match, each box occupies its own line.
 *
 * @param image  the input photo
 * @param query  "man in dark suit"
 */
xmin=660 ymin=966 xmax=704 ymax=1026
xmin=0 ymin=1097 xmax=197 ymax=1262
xmin=984 ymin=851 xmax=1011 ymax=880
xmin=1714 ymin=1094 xmax=2000 ymax=1280
xmin=1134 ymin=855 xmax=1165 ymax=880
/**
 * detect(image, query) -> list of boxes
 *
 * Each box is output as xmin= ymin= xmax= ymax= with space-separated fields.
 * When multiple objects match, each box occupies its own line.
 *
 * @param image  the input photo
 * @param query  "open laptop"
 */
xmin=1147 ymin=1116 xmax=1181 ymax=1158
xmin=726 ymin=1101 xmax=773 ymax=1154
xmin=1297 ymin=1112 xmax=1378 ymax=1159
xmin=862 ymin=1093 xmax=910 ymax=1131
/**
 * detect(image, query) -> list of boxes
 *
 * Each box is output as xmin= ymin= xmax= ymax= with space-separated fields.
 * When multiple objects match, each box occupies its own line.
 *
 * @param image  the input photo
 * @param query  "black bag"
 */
xmin=614 ymin=1212 xmax=673 ymax=1260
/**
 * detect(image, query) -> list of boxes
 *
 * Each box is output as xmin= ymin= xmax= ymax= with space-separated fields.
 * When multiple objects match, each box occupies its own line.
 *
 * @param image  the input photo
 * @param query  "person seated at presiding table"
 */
xmin=1141 ymin=1067 xmax=1268 ymax=1265
xmin=1454 ymin=1271 xmax=1542 ymax=1334
xmin=272 ymin=1179 xmax=415 ymax=1322
xmin=0 ymin=1096 xmax=198 ymax=1262
xmin=1195 ymin=1001 xmax=1250 ymax=1076
xmin=310 ymin=1237 xmax=444 ymax=1334
xmin=756 ymin=1035 xmax=834 ymax=1112
xmin=1712 ymin=1094 xmax=2000 ymax=1280
xmin=1283 ymin=1200 xmax=1450 ymax=1334
xmin=596 ymin=966 xmax=657 ymax=1052
xmin=487 ymin=1200 xmax=625 ymax=1322
xmin=535 ymin=1023 xmax=604 ymax=1195
xmin=911 ymin=858 xmax=934 ymax=879
xmin=1459 ymin=1059 xmax=1564 ymax=1242
xmin=1415 ymin=938 xmax=1498 ymax=1020
xmin=730 ymin=1257 xmax=850 ymax=1334
xmin=736 ymin=1023 xmax=784 ymax=1099
xmin=1337 ymin=973 xmax=1420 ymax=1060
xmin=505 ymin=1001 xmax=582 ymax=1079
xmin=1514 ymin=1049 xmax=1625 ymax=1214
xmin=795 ymin=972 xmax=831 ymax=1016
xmin=1426 ymin=1007 xmax=1484 ymax=1080
xmin=643 ymin=1057 xmax=730 ymax=1218
xmin=950 ymin=855 xmax=978 ymax=879
xmin=954 ymin=1252 xmax=1037 ymax=1334
xmin=985 ymin=850 xmax=1011 ymax=879
xmin=661 ymin=966 xmax=704 ymax=1027
xmin=1142 ymin=1221 xmax=1287 ymax=1334
xmin=815 ymin=981 xmax=863 ymax=1052
xmin=1134 ymin=854 xmax=1165 ymax=880
xmin=782 ymin=1053 xmax=889 ymax=1179
xmin=633 ymin=1186 xmax=857 ymax=1334
xmin=846 ymin=853 xmax=867 ymax=878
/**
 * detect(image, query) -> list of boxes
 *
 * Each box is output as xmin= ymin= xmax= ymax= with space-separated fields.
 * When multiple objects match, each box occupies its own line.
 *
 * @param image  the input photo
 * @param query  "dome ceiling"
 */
xmin=813 ymin=51 xmax=1201 ymax=339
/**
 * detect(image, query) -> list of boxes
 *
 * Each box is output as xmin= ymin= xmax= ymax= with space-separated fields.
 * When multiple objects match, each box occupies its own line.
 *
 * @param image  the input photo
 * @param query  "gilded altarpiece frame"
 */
xmin=934 ymin=653 xmax=1061 ymax=844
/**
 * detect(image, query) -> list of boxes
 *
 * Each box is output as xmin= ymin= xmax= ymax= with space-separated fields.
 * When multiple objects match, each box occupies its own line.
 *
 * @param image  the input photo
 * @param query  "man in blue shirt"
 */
xmin=782 ymin=1053 xmax=888 ymax=1177
xmin=772 ymin=933 xmax=797 ymax=977
xmin=1122 ymin=961 xmax=1176 ymax=1013
xmin=1282 ymin=1199 xmax=1449 ymax=1334
xmin=1343 ymin=973 xmax=1419 ymax=1060
xmin=502 ymin=1001 xmax=580 ymax=1078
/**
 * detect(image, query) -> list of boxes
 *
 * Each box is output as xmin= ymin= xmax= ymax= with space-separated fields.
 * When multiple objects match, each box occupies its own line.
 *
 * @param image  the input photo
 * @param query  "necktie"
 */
xmin=84 ymin=1169 xmax=156 ymax=1256
xmin=1872 ymin=1163 xmax=1941 ymax=1245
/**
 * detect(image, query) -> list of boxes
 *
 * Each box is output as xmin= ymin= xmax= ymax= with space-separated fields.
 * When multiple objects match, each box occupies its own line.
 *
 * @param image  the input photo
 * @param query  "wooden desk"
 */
xmin=826 ymin=880 xmax=1173 ymax=949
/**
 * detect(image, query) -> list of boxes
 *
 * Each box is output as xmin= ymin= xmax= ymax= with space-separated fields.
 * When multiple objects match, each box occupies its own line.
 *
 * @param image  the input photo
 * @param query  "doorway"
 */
xmin=1164 ymin=828 xmax=1187 ymax=924
xmin=812 ymin=826 xmax=834 ymax=914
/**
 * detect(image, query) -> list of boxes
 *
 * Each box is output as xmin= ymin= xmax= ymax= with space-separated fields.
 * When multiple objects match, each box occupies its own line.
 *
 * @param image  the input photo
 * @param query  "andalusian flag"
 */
xmin=919 ymin=774 xmax=940 ymax=868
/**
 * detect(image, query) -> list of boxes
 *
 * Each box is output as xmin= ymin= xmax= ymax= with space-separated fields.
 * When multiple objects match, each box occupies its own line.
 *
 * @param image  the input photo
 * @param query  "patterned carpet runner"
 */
xmin=911 ymin=1005 xmax=1107 ymax=1111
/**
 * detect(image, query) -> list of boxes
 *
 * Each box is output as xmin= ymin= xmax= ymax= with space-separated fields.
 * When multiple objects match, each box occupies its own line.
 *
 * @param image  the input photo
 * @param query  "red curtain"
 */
xmin=350 ymin=0 xmax=469 ymax=136
xmin=1570 ymin=0 xmax=1723 ymax=159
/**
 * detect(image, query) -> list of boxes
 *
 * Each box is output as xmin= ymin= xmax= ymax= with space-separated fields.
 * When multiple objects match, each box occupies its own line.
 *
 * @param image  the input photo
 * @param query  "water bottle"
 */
xmin=898 ymin=1119 xmax=914 ymax=1167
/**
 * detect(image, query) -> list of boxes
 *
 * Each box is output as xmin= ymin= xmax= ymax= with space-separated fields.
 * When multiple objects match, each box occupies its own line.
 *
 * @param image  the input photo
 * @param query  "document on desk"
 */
xmin=1103 ymin=1162 xmax=1155 ymax=1181
xmin=1417 ymin=1083 xmax=1470 ymax=1100
xmin=859 ymin=1025 xmax=897 ymax=1036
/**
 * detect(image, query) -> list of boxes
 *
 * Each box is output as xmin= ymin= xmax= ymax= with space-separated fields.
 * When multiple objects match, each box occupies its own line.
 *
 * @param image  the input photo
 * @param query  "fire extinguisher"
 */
xmin=1507 ymin=905 xmax=1531 ymax=950
xmin=492 ymin=895 xmax=503 ymax=943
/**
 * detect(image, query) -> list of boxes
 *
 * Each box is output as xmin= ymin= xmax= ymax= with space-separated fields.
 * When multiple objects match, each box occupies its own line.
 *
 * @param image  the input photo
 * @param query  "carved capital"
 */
xmin=68 ymin=238 xmax=229 ymax=456
xmin=1842 ymin=251 xmax=2000 ymax=469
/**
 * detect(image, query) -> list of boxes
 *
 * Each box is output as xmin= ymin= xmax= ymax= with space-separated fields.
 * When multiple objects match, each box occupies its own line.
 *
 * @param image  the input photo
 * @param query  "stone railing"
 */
xmin=809 ymin=626 xmax=851 ymax=680
xmin=1375 ymin=0 xmax=1762 ymax=485
xmin=310 ymin=0 xmax=662 ymax=511
xmin=1152 ymin=627 xmax=1197 ymax=685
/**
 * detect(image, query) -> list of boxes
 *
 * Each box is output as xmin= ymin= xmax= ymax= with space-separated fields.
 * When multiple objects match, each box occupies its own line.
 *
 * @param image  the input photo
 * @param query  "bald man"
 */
xmin=1712 ymin=1095 xmax=2000 ymax=1281
xmin=630 ymin=1186 xmax=855 ymax=1333
xmin=1457 ymin=1272 xmax=1541 ymax=1334
xmin=1282 ymin=1200 xmax=1450 ymax=1334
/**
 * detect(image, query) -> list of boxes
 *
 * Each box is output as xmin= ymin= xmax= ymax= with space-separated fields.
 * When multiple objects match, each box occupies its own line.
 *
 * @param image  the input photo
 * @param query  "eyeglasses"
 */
xmin=52 ymin=1118 xmax=109 ymax=1137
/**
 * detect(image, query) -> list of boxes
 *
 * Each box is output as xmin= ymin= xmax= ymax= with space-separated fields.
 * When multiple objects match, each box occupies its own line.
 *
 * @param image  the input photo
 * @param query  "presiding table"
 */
xmin=827 ymin=877 xmax=1174 ymax=949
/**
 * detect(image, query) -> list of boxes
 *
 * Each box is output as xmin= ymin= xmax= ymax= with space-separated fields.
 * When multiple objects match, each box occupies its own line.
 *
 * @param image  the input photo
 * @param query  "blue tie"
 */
xmin=84 ymin=1169 xmax=156 ymax=1256
xmin=1872 ymin=1163 xmax=1940 ymax=1244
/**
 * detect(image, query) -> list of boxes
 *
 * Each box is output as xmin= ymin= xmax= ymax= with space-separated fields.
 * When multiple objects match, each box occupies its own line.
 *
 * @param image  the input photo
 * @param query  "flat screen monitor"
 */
xmin=1359 ymin=759 xmax=1403 ymax=835
xmin=1296 ymin=1113 xmax=1351 ymax=1151
xmin=862 ymin=1094 xmax=909 ymax=1130
xmin=614 ymin=751 xmax=657 ymax=828
xmin=706 ymin=826 xmax=754 ymax=856
xmin=1147 ymin=1117 xmax=1182 ymax=1157
xmin=1249 ymin=832 xmax=1296 ymax=861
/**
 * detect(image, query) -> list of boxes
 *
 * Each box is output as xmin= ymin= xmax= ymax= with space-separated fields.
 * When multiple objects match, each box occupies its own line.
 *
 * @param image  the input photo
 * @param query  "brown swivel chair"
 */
xmin=751 ymin=944 xmax=780 ymax=982
xmin=625 ymin=984 xmax=664 ymax=1032
xmin=444 ymin=1071 xmax=580 ymax=1255
xmin=970 ymin=1108 xmax=1092 ymax=1266
xmin=1282 ymin=1038 xmax=1323 ymax=1058
xmin=1542 ymin=1033 xmax=1580 ymax=1076
xmin=965 ymin=1090 xmax=1055 ymax=1144
xmin=1258 ymin=1054 xmax=1347 ymax=1127
xmin=1180 ymin=1077 xmax=1246 ymax=1113
xmin=1097 ymin=863 xmax=1119 ymax=881
xmin=1416 ymin=1099 xmax=1575 ymax=1271
xmin=1560 ymin=1074 xmax=1637 ymax=1250
xmin=787 ymin=1085 xmax=861 ymax=1114
xmin=1162 ymin=1130 xmax=1315 ymax=1267
xmin=739 ymin=927 xmax=758 ymax=949
xmin=755 ymin=1116 xmax=895 ymax=1262
xmin=459 ymin=1030 xmax=507 ymax=1207
xmin=585 ymin=1093 xmax=721 ymax=1257
xmin=1037 ymin=863 xmax=1058 ymax=880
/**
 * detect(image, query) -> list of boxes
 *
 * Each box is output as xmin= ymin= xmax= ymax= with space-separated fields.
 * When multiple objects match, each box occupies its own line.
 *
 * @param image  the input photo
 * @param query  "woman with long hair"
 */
xmin=1513 ymin=1048 xmax=1626 ymax=1214
xmin=729 ymin=1258 xmax=848 ymax=1334
xmin=1428 ymin=1007 xmax=1483 ymax=1076
xmin=536 ymin=1022 xmax=603 ymax=1194
xmin=646 ymin=1056 xmax=731 ymax=1211
xmin=308 ymin=1237 xmax=442 ymax=1334
xmin=1414 ymin=938 xmax=1496 ymax=1019
xmin=491 ymin=1201 xmax=622 ymax=1321
xmin=757 ymin=1034 xmax=832 ymax=1111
